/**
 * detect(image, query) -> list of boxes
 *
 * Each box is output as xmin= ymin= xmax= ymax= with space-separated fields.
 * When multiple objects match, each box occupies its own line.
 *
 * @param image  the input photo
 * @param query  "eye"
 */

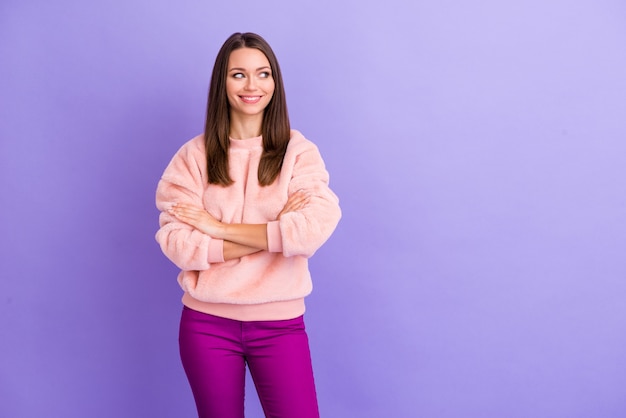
xmin=259 ymin=71 xmax=271 ymax=78
xmin=232 ymin=73 xmax=245 ymax=79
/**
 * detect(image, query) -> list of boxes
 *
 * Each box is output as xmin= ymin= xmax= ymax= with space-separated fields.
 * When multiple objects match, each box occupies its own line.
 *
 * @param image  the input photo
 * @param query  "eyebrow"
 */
xmin=228 ymin=66 xmax=271 ymax=72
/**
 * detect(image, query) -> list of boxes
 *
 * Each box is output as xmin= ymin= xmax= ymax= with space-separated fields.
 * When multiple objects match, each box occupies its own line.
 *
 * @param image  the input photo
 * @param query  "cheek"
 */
xmin=226 ymin=95 xmax=237 ymax=107
xmin=225 ymin=87 xmax=239 ymax=106
xmin=265 ymin=83 xmax=275 ymax=100
xmin=226 ymin=81 xmax=238 ymax=97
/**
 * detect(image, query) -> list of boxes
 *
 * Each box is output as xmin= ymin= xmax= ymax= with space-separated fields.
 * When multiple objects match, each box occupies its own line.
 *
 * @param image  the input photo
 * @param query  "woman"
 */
xmin=155 ymin=32 xmax=341 ymax=417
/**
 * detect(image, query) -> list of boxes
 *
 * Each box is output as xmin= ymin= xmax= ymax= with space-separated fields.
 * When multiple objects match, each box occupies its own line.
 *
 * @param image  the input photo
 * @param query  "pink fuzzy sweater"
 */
xmin=155 ymin=130 xmax=341 ymax=321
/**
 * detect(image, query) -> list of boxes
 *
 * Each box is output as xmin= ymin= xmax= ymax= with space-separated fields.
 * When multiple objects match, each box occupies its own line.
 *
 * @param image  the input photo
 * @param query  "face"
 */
xmin=226 ymin=47 xmax=275 ymax=121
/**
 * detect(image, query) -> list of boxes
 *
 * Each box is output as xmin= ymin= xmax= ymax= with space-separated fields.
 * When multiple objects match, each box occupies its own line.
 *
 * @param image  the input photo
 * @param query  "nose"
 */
xmin=244 ymin=77 xmax=257 ymax=91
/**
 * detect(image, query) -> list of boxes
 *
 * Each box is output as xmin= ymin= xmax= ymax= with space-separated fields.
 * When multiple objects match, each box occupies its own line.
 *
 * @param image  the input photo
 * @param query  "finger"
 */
xmin=283 ymin=196 xmax=310 ymax=214
xmin=169 ymin=206 xmax=199 ymax=222
xmin=282 ymin=199 xmax=303 ymax=213
xmin=287 ymin=191 xmax=310 ymax=206
xmin=289 ymin=196 xmax=308 ymax=206
xmin=171 ymin=203 xmax=201 ymax=214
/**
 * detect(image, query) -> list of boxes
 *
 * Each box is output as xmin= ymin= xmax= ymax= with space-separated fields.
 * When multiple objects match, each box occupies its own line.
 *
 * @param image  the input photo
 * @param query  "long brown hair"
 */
xmin=204 ymin=32 xmax=290 ymax=186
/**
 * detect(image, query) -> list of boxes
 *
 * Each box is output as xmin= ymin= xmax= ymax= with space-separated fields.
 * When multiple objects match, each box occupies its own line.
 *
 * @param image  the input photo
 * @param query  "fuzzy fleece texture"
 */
xmin=155 ymin=130 xmax=341 ymax=320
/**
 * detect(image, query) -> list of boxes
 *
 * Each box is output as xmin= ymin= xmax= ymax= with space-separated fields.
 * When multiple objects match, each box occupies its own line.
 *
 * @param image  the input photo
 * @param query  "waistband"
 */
xmin=182 ymin=292 xmax=306 ymax=321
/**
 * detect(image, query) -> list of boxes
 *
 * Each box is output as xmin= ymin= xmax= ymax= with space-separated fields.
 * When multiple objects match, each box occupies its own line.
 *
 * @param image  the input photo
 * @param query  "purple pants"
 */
xmin=179 ymin=306 xmax=320 ymax=418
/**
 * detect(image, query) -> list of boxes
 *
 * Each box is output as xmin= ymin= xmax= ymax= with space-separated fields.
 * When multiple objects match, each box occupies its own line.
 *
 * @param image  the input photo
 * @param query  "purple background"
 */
xmin=2 ymin=1 xmax=626 ymax=417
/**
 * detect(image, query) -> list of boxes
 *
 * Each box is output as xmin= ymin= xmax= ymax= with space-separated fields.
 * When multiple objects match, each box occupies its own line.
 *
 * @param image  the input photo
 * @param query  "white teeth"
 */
xmin=241 ymin=96 xmax=261 ymax=103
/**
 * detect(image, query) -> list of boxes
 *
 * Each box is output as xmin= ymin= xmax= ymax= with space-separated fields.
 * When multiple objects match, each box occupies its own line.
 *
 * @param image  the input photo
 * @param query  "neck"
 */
xmin=229 ymin=114 xmax=263 ymax=140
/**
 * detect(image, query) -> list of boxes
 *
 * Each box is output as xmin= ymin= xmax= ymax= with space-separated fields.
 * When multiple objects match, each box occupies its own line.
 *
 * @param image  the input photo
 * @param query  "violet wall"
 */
xmin=2 ymin=0 xmax=625 ymax=417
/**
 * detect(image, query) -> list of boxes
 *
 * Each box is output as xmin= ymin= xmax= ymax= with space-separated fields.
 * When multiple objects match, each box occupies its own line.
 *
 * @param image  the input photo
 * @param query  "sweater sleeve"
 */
xmin=155 ymin=139 xmax=225 ymax=270
xmin=270 ymin=140 xmax=341 ymax=257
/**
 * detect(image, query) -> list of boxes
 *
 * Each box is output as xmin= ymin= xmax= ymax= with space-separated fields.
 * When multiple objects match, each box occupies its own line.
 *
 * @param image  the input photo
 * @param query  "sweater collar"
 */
xmin=229 ymin=135 xmax=263 ymax=149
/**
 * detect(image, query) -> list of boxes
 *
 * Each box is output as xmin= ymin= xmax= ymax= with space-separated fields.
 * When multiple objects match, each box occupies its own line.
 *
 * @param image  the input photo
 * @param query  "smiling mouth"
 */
xmin=239 ymin=96 xmax=262 ymax=104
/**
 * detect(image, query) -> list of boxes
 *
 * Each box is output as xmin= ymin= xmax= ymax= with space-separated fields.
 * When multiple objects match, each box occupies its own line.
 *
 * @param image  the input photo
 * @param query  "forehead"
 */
xmin=228 ymin=47 xmax=270 ymax=69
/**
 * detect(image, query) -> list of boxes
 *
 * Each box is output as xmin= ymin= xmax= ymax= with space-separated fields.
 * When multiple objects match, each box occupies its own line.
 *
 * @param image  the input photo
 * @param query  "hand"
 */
xmin=277 ymin=190 xmax=311 ymax=220
xmin=168 ymin=203 xmax=225 ymax=238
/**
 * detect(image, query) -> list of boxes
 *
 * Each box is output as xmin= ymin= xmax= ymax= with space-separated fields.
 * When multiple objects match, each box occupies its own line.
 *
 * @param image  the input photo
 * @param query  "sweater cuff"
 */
xmin=207 ymin=239 xmax=225 ymax=263
xmin=266 ymin=221 xmax=283 ymax=253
